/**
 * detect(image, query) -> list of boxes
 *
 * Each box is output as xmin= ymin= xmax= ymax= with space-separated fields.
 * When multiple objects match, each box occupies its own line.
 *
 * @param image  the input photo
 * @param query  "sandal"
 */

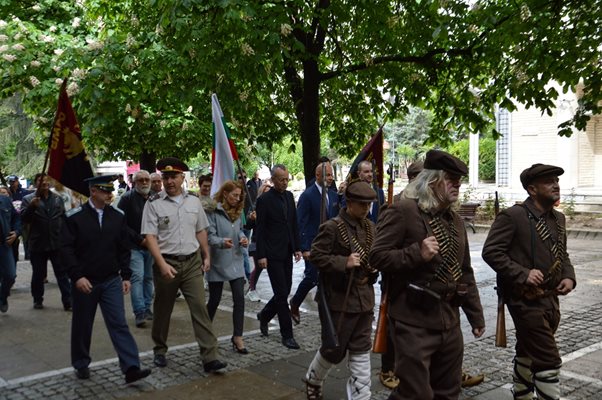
xmin=302 ymin=377 xmax=323 ymax=400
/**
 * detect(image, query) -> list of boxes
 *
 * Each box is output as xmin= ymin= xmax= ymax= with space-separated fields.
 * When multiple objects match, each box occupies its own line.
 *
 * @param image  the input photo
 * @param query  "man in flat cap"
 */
xmin=482 ymin=163 xmax=575 ymax=400
xmin=61 ymin=175 xmax=151 ymax=383
xmin=304 ymin=181 xmax=378 ymax=400
xmin=370 ymin=149 xmax=485 ymax=399
xmin=141 ymin=157 xmax=226 ymax=373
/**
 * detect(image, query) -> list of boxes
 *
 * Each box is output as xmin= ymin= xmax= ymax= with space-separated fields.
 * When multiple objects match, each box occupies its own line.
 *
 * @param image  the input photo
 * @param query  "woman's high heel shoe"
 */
xmin=231 ymin=337 xmax=249 ymax=354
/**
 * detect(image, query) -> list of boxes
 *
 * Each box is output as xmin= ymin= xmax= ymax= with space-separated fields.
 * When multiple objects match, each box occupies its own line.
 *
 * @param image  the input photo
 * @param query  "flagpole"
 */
xmin=234 ymin=159 xmax=256 ymax=211
xmin=42 ymin=78 xmax=69 ymax=175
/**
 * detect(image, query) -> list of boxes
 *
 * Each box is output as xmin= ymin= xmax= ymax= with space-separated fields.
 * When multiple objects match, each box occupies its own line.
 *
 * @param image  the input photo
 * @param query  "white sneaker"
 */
xmin=246 ymin=290 xmax=260 ymax=302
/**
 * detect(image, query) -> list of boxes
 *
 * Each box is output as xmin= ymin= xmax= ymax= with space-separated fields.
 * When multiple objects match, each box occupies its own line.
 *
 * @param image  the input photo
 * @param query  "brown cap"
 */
xmin=407 ymin=161 xmax=424 ymax=179
xmin=520 ymin=164 xmax=564 ymax=189
xmin=156 ymin=157 xmax=189 ymax=173
xmin=424 ymin=150 xmax=468 ymax=176
xmin=345 ymin=181 xmax=377 ymax=203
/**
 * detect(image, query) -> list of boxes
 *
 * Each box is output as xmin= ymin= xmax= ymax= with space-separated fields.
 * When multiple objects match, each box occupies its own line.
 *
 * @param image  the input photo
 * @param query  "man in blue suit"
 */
xmin=289 ymin=162 xmax=338 ymax=324
xmin=339 ymin=160 xmax=385 ymax=224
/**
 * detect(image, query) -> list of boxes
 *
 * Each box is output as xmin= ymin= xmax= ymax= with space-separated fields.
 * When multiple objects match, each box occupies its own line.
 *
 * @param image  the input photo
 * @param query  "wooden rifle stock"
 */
xmin=493 ymin=193 xmax=507 ymax=347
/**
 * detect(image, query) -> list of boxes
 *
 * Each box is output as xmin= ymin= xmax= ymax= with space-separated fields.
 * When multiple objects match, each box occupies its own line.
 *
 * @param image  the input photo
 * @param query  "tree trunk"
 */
xmin=301 ymin=59 xmax=321 ymax=186
xmin=139 ymin=150 xmax=156 ymax=173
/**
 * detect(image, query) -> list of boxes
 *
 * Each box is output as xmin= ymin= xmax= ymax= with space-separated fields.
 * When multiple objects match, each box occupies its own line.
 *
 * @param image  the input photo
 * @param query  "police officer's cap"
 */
xmin=520 ymin=163 xmax=564 ymax=190
xmin=156 ymin=157 xmax=189 ymax=174
xmin=345 ymin=181 xmax=377 ymax=203
xmin=6 ymin=175 xmax=18 ymax=182
xmin=84 ymin=175 xmax=116 ymax=192
xmin=423 ymin=149 xmax=468 ymax=176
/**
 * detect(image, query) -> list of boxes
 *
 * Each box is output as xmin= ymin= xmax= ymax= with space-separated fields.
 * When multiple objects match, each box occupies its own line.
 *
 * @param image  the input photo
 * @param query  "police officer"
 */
xmin=370 ymin=150 xmax=485 ymax=400
xmin=482 ymin=164 xmax=575 ymax=400
xmin=141 ymin=157 xmax=226 ymax=373
xmin=304 ymin=181 xmax=378 ymax=400
xmin=61 ymin=175 xmax=151 ymax=383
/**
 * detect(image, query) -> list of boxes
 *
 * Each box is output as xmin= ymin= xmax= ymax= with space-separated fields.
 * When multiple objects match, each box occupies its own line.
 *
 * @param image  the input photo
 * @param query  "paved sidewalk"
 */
xmin=1 ymin=231 xmax=601 ymax=399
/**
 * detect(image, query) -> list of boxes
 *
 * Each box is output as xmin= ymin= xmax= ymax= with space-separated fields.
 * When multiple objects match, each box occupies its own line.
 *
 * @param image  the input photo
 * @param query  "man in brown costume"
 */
xmin=482 ymin=164 xmax=575 ymax=400
xmin=303 ymin=181 xmax=378 ymax=400
xmin=370 ymin=149 xmax=485 ymax=400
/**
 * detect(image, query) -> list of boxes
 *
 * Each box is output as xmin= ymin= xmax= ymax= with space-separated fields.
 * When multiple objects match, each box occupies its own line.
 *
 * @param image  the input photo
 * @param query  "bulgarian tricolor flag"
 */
xmin=210 ymin=93 xmax=239 ymax=196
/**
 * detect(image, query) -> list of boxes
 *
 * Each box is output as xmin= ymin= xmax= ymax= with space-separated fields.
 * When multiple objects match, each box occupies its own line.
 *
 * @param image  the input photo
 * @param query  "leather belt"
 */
xmin=162 ymin=252 xmax=197 ymax=262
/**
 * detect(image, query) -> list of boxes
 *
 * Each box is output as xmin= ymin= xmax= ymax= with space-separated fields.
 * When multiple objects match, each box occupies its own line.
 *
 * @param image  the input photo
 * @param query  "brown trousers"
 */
xmin=388 ymin=318 xmax=463 ymax=400
xmin=319 ymin=310 xmax=373 ymax=364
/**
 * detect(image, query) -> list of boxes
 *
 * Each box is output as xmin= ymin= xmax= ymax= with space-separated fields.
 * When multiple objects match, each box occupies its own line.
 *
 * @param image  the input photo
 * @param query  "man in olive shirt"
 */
xmin=141 ymin=157 xmax=226 ymax=373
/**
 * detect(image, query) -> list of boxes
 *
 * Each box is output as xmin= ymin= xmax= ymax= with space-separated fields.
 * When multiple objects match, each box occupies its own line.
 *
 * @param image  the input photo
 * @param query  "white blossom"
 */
xmin=2 ymin=54 xmax=16 ymax=62
xmin=159 ymin=120 xmax=167 ymax=128
xmin=12 ymin=43 xmax=25 ymax=51
xmin=186 ymin=105 xmax=193 ymax=113
xmin=126 ymin=33 xmax=136 ymax=47
xmin=49 ymin=25 xmax=57 ymax=32
xmin=182 ymin=121 xmax=190 ymax=131
xmin=52 ymin=65 xmax=60 ymax=72
xmin=0 ymin=44 xmax=8 ymax=53
xmin=125 ymin=103 xmax=132 ymax=113
xmin=32 ymin=5 xmax=41 ymax=11
xmin=143 ymin=113 xmax=149 ymax=119
xmin=13 ymin=33 xmax=22 ymax=40
xmin=155 ymin=24 xmax=164 ymax=35
xmin=86 ymin=38 xmax=103 ymax=51
xmin=241 ymin=43 xmax=255 ymax=56
xmin=0 ymin=20 xmax=7 ymax=29
xmin=55 ymin=78 xmax=63 ymax=85
xmin=54 ymin=48 xmax=64 ymax=56
xmin=72 ymin=17 xmax=81 ymax=28
xmin=280 ymin=23 xmax=292 ymax=36
xmin=72 ymin=68 xmax=86 ymax=79
xmin=520 ymin=4 xmax=531 ymax=21
xmin=30 ymin=60 xmax=41 ymax=67
xmin=41 ymin=34 xmax=54 ymax=43
xmin=0 ymin=34 xmax=8 ymax=42
xmin=239 ymin=91 xmax=249 ymax=101
xmin=29 ymin=76 xmax=40 ymax=87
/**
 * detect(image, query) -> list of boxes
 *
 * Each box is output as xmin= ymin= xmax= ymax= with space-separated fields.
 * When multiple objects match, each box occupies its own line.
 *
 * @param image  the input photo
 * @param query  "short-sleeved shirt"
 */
xmin=141 ymin=191 xmax=209 ymax=255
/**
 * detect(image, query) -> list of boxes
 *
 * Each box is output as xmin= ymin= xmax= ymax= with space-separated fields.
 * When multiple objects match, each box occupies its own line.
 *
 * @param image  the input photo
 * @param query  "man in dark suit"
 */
xmin=338 ymin=161 xmax=384 ymax=224
xmin=255 ymin=164 xmax=302 ymax=349
xmin=289 ymin=162 xmax=338 ymax=324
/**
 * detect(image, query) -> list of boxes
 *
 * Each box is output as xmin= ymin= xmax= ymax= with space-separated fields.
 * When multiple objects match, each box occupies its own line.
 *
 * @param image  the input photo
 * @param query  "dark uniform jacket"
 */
xmin=255 ymin=188 xmax=300 ymax=261
xmin=21 ymin=191 xmax=65 ymax=252
xmin=61 ymin=202 xmax=132 ymax=284
xmin=310 ymin=208 xmax=376 ymax=313
xmin=482 ymin=197 xmax=576 ymax=309
xmin=370 ymin=198 xmax=484 ymax=331
xmin=0 ymin=196 xmax=21 ymax=244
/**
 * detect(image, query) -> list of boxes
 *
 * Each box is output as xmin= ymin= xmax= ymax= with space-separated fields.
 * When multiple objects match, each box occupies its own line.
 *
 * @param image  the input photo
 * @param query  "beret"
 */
xmin=406 ymin=161 xmax=424 ymax=179
xmin=424 ymin=150 xmax=468 ymax=176
xmin=345 ymin=181 xmax=377 ymax=203
xmin=520 ymin=164 xmax=564 ymax=189
xmin=157 ymin=157 xmax=189 ymax=173
xmin=84 ymin=175 xmax=117 ymax=192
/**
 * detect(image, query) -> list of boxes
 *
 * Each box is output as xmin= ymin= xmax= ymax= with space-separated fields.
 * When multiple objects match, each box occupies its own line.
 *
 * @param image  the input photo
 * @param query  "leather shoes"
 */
xmin=203 ymin=359 xmax=227 ymax=373
xmin=75 ymin=367 xmax=90 ymax=379
xmin=282 ymin=337 xmax=300 ymax=349
xmin=153 ymin=354 xmax=167 ymax=368
xmin=257 ymin=312 xmax=269 ymax=337
xmin=289 ymin=301 xmax=300 ymax=325
xmin=125 ymin=367 xmax=151 ymax=383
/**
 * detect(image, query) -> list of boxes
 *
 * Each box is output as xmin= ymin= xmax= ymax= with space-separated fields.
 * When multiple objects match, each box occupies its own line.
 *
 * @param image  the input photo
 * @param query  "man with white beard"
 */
xmin=118 ymin=170 xmax=155 ymax=327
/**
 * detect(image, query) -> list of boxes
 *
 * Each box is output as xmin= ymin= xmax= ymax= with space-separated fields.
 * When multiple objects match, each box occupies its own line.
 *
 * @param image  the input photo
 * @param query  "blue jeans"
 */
xmin=0 ymin=243 xmax=16 ymax=303
xmin=129 ymin=249 xmax=154 ymax=315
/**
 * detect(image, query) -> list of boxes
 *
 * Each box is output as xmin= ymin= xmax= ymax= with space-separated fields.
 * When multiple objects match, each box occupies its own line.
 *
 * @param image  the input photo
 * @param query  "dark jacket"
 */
xmin=255 ymin=188 xmax=300 ymax=261
xmin=61 ymin=202 xmax=132 ymax=284
xmin=117 ymin=188 xmax=148 ymax=247
xmin=21 ymin=191 xmax=65 ymax=252
xmin=482 ymin=197 xmax=576 ymax=309
xmin=369 ymin=198 xmax=484 ymax=331
xmin=297 ymin=183 xmax=339 ymax=252
xmin=0 ymin=196 xmax=21 ymax=244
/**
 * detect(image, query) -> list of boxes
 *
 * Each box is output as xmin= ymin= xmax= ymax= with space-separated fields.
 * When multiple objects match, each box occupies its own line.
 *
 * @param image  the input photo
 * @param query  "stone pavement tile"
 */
xmin=121 ymin=369 xmax=305 ymax=400
xmin=564 ymin=349 xmax=602 ymax=380
xmin=468 ymin=386 xmax=513 ymax=400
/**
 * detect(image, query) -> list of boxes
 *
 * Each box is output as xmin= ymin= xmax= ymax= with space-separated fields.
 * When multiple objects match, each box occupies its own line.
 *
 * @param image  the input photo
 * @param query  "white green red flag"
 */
xmin=210 ymin=93 xmax=239 ymax=196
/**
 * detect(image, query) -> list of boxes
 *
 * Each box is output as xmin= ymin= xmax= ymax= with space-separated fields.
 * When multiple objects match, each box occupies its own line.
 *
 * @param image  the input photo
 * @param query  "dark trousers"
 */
xmin=260 ymin=257 xmax=294 ymax=339
xmin=389 ymin=318 xmax=463 ymax=400
xmin=30 ymin=250 xmax=71 ymax=306
xmin=71 ymin=276 xmax=140 ymax=373
xmin=207 ymin=277 xmax=245 ymax=337
xmin=290 ymin=259 xmax=318 ymax=308
xmin=508 ymin=303 xmax=561 ymax=371
xmin=0 ymin=243 xmax=16 ymax=303
xmin=320 ymin=310 xmax=373 ymax=364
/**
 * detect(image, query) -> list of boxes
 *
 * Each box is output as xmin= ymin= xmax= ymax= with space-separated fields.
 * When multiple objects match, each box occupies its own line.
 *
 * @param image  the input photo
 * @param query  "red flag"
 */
xmin=347 ymin=127 xmax=384 ymax=188
xmin=47 ymin=82 xmax=94 ymax=197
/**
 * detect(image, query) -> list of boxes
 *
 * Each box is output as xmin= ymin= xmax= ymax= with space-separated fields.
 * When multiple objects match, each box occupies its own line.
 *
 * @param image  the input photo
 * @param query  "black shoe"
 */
xmin=75 ymin=367 xmax=90 ymax=379
xmin=125 ymin=367 xmax=151 ymax=383
xmin=257 ymin=312 xmax=269 ymax=337
xmin=0 ymin=300 xmax=8 ymax=313
xmin=203 ymin=359 xmax=227 ymax=373
xmin=153 ymin=354 xmax=167 ymax=368
xmin=33 ymin=302 xmax=44 ymax=310
xmin=282 ymin=337 xmax=300 ymax=349
xmin=135 ymin=313 xmax=146 ymax=328
xmin=63 ymin=303 xmax=72 ymax=312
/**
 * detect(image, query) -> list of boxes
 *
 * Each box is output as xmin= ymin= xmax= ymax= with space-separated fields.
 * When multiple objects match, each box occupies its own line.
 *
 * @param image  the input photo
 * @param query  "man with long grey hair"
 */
xmin=370 ymin=149 xmax=485 ymax=400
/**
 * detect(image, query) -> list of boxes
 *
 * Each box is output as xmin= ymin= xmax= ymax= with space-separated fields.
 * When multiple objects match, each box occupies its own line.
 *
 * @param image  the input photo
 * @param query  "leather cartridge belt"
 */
xmin=162 ymin=252 xmax=197 ymax=262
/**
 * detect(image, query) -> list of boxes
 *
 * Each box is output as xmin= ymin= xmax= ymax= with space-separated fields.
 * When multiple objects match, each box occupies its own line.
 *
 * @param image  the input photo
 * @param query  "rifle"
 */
xmin=372 ymin=163 xmax=395 ymax=353
xmin=317 ymin=162 xmax=339 ymax=349
xmin=493 ymin=191 xmax=507 ymax=348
